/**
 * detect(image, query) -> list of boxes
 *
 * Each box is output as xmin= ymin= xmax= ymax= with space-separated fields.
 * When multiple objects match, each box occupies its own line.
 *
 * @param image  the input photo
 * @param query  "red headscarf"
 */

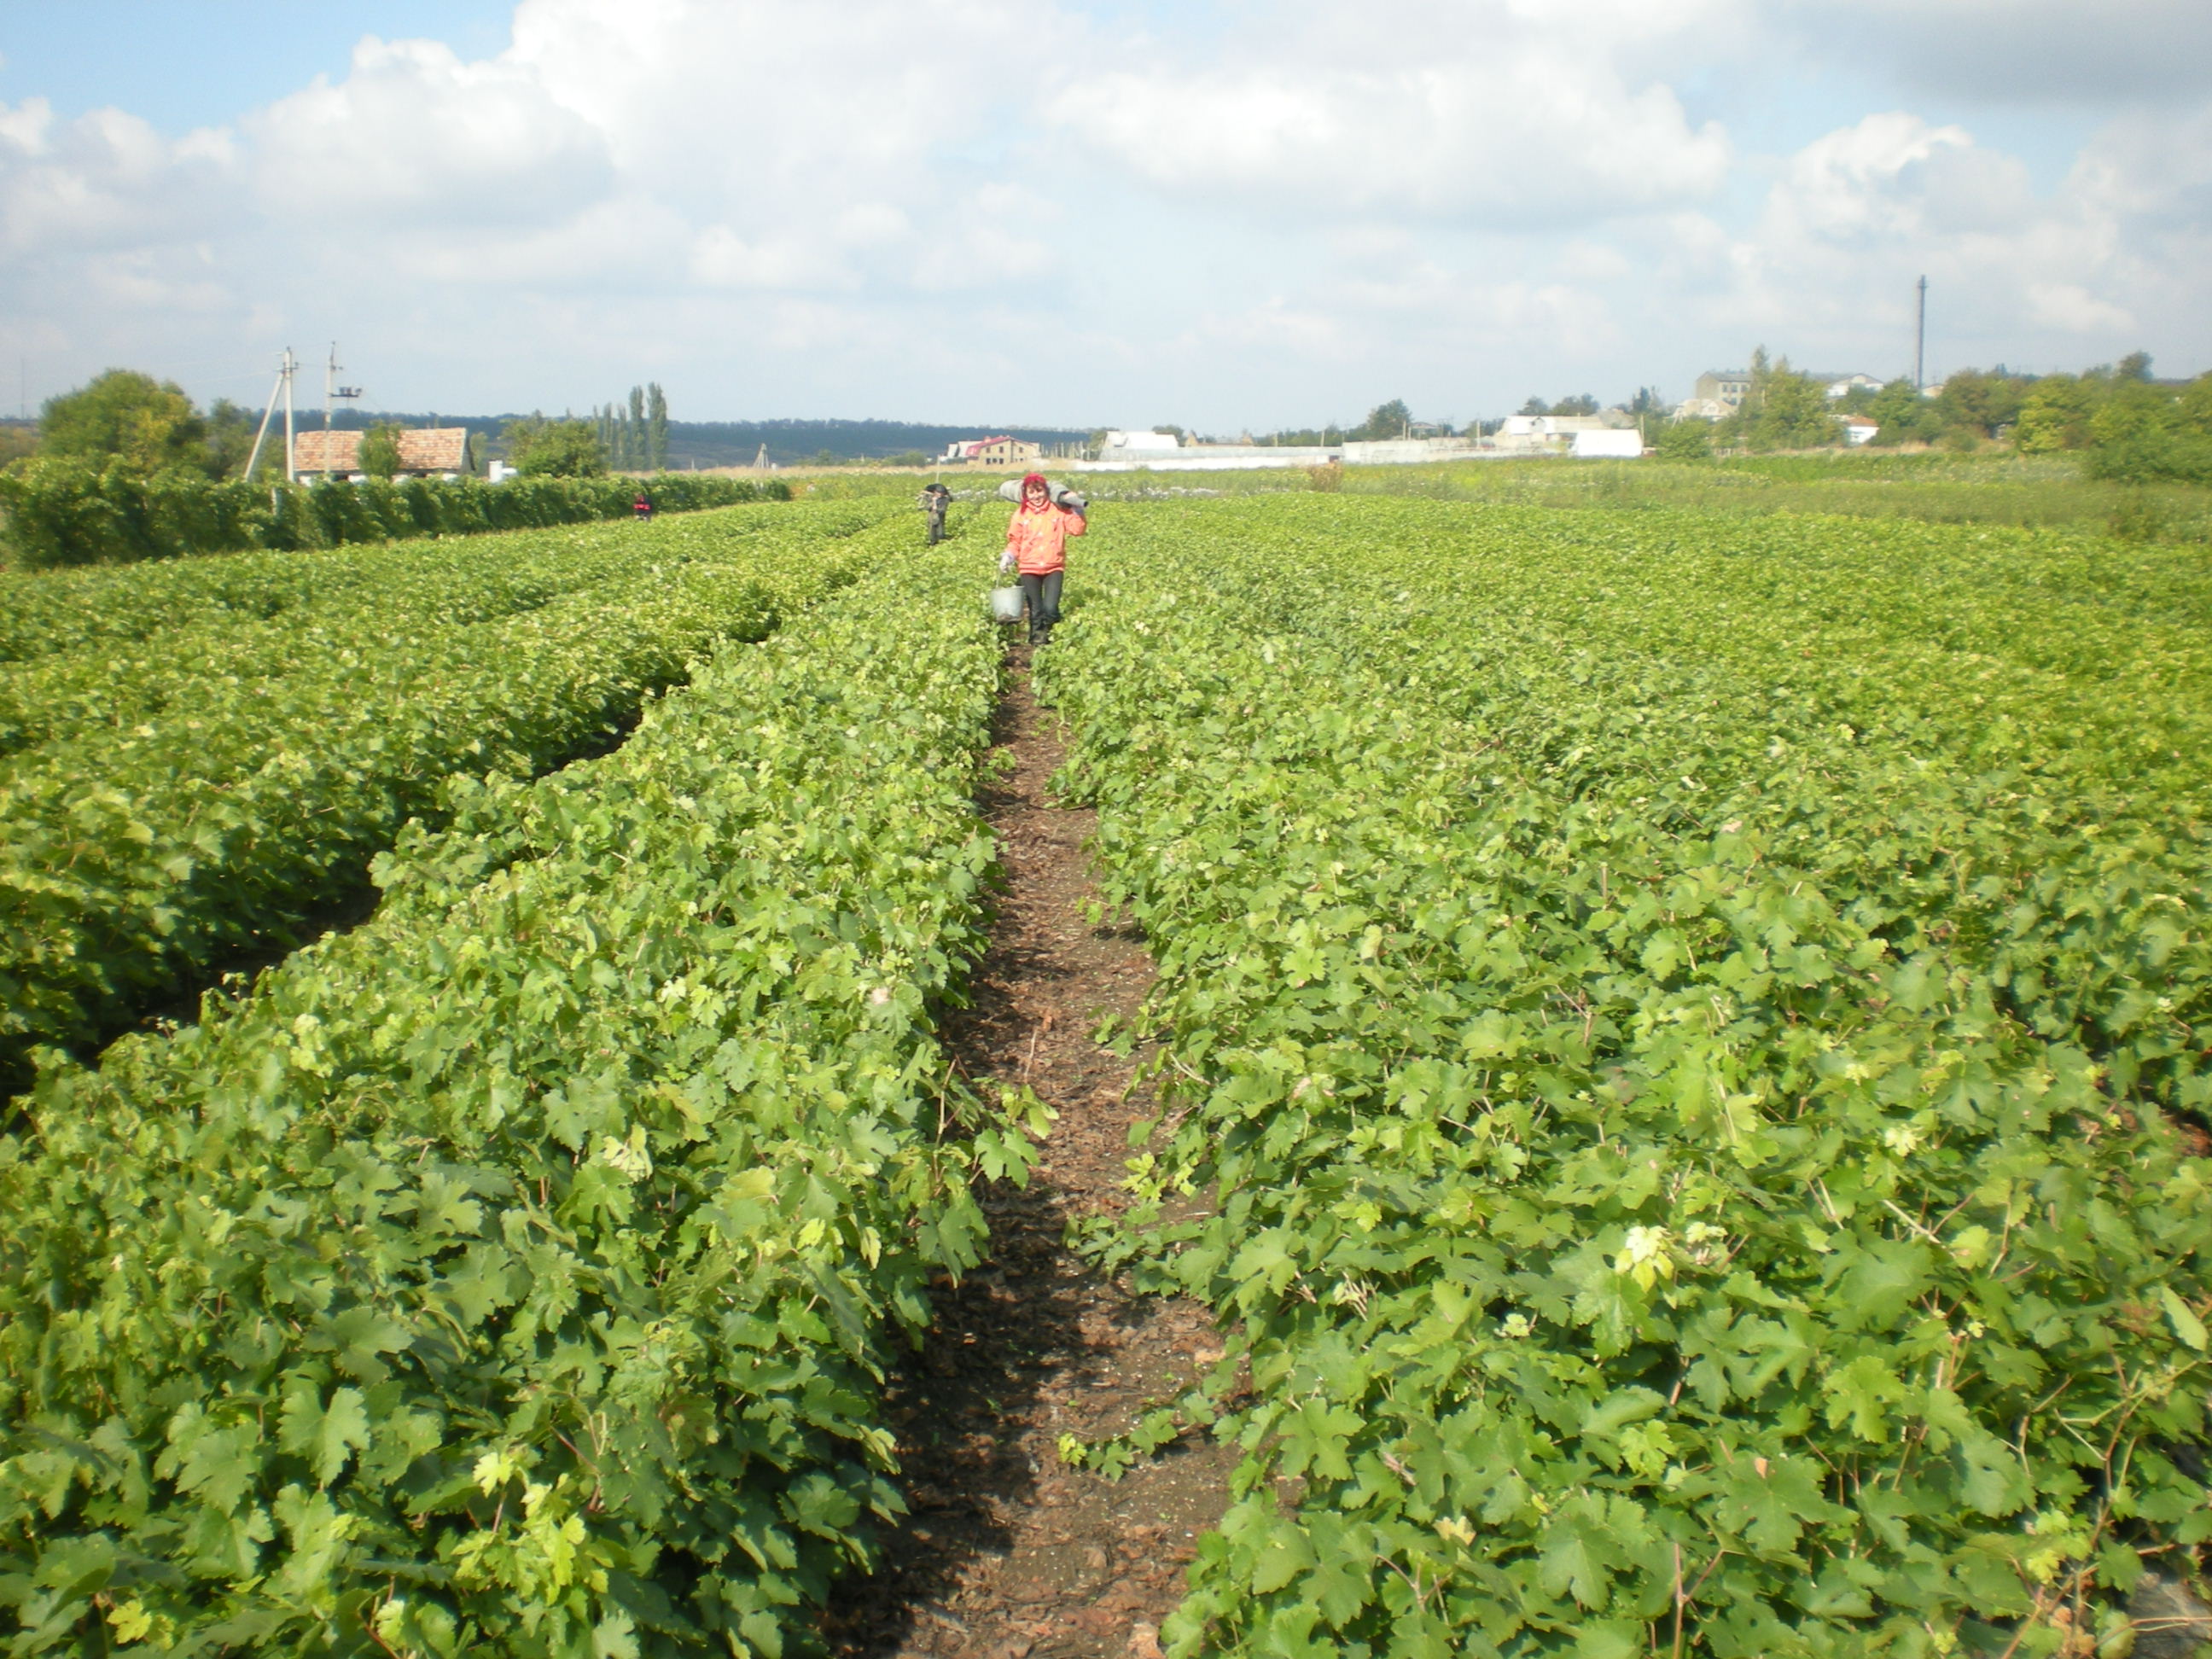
xmin=1019 ymin=471 xmax=1051 ymax=510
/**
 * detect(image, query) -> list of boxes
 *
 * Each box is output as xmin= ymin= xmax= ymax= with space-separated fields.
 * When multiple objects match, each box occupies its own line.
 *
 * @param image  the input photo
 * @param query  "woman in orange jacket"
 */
xmin=998 ymin=471 xmax=1086 ymax=646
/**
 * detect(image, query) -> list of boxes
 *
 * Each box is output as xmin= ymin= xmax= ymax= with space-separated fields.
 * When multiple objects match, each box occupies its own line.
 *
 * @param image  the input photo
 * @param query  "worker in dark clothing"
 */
xmin=632 ymin=491 xmax=654 ymax=521
xmin=919 ymin=481 xmax=952 ymax=545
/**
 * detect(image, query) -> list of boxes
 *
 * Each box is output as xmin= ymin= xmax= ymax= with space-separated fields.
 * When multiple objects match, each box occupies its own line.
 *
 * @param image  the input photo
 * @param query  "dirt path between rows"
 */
xmin=825 ymin=646 xmax=1234 ymax=1659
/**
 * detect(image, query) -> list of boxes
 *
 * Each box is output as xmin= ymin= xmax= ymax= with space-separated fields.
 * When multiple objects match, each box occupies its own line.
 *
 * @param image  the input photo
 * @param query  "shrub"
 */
xmin=0 ymin=468 xmax=780 ymax=570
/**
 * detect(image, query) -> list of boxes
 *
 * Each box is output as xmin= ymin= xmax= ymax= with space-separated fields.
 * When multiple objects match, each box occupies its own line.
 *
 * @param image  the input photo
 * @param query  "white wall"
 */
xmin=1571 ymin=429 xmax=1646 ymax=458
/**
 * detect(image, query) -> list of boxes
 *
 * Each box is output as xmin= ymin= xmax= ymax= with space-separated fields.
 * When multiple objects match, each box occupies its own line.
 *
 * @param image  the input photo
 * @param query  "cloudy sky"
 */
xmin=1 ymin=0 xmax=2205 ymax=431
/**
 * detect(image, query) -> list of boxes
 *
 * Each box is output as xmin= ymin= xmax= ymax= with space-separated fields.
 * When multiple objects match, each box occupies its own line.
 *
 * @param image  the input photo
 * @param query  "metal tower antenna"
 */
xmin=1914 ymin=275 xmax=1928 ymax=391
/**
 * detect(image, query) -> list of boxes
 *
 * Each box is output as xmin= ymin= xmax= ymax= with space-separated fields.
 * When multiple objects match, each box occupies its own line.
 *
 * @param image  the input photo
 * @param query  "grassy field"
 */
xmin=791 ymin=450 xmax=2212 ymax=546
xmin=3 ymin=482 xmax=2203 ymax=1656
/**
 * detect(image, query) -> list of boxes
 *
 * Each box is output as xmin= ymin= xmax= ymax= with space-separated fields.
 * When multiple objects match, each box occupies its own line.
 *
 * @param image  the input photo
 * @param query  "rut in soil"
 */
xmin=826 ymin=647 xmax=1233 ymax=1659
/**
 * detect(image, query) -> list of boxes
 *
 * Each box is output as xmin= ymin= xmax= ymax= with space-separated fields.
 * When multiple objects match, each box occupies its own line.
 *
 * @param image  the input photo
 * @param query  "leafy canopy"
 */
xmin=501 ymin=414 xmax=606 ymax=477
xmin=358 ymin=422 xmax=405 ymax=480
xmin=38 ymin=369 xmax=212 ymax=474
xmin=1353 ymin=399 xmax=1413 ymax=441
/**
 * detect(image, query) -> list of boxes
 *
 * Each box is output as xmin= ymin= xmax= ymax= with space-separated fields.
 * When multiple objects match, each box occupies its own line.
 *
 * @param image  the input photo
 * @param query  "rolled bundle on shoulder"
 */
xmin=995 ymin=476 xmax=1086 ymax=511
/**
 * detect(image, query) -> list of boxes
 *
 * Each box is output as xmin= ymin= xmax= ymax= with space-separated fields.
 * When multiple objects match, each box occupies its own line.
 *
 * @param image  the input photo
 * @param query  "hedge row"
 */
xmin=0 ymin=459 xmax=789 ymax=571
xmin=0 ymin=503 xmax=899 ymax=1094
xmin=0 ymin=548 xmax=1028 ymax=1656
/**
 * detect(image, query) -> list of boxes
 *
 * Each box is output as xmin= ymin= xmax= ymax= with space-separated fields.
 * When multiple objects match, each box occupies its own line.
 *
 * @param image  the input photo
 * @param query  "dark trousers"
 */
xmin=1017 ymin=570 xmax=1062 ymax=642
xmin=925 ymin=510 xmax=946 ymax=545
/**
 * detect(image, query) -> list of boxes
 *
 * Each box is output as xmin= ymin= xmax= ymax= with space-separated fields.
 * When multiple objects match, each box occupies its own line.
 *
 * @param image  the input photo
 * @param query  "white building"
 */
xmin=1496 ymin=413 xmax=1622 ymax=439
xmin=1098 ymin=429 xmax=1183 ymax=455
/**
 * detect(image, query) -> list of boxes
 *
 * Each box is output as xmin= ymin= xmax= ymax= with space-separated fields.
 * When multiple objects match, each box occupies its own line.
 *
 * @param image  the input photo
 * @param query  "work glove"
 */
xmin=998 ymin=551 xmax=1016 ymax=573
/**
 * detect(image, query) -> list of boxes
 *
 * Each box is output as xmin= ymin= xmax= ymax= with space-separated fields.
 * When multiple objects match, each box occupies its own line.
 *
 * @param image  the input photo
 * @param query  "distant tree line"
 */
xmin=1644 ymin=346 xmax=2212 ymax=477
xmin=16 ymin=358 xmax=2211 ymax=496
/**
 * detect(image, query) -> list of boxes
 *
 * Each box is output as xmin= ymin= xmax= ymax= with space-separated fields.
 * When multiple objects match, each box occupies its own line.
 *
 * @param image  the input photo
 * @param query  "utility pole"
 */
xmin=242 ymin=347 xmax=300 ymax=483
xmin=283 ymin=347 xmax=297 ymax=481
xmin=1914 ymin=274 xmax=1928 ymax=391
xmin=323 ymin=343 xmax=361 ymax=439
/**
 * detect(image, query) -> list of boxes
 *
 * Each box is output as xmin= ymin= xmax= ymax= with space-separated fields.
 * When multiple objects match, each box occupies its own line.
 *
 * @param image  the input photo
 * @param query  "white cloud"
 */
xmin=249 ymin=37 xmax=613 ymax=226
xmin=2 ymin=0 xmax=2208 ymax=425
xmin=1761 ymin=113 xmax=2030 ymax=246
xmin=2027 ymin=282 xmax=2133 ymax=334
xmin=1051 ymin=1 xmax=1731 ymax=225
xmin=0 ymin=97 xmax=238 ymax=257
xmin=1671 ymin=108 xmax=2185 ymax=370
xmin=1775 ymin=0 xmax=2212 ymax=105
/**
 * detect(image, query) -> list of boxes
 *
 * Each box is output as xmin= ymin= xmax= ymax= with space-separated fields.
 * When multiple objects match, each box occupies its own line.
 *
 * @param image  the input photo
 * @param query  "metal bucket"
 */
xmin=990 ymin=585 xmax=1024 ymax=623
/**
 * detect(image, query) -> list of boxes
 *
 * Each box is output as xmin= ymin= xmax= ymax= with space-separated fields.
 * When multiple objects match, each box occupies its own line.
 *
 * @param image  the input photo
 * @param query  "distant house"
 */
xmin=1841 ymin=416 xmax=1880 ymax=445
xmin=1819 ymin=373 xmax=1883 ymax=399
xmin=1691 ymin=370 xmax=1755 ymax=412
xmin=288 ymin=431 xmax=359 ymax=476
xmin=1497 ymin=412 xmax=1629 ymax=439
xmin=290 ymin=427 xmax=474 ymax=479
xmin=938 ymin=434 xmax=1043 ymax=466
xmin=1689 ymin=368 xmax=1881 ymax=416
xmin=395 ymin=428 xmax=474 ymax=473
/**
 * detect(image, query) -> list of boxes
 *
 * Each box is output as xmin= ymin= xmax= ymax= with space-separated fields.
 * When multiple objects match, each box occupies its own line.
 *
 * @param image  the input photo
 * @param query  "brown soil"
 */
xmin=824 ymin=646 xmax=1234 ymax=1659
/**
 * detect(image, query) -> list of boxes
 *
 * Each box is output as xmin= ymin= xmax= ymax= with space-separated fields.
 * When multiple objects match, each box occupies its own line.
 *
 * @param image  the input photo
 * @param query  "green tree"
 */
xmin=358 ymin=422 xmax=405 ymax=480
xmin=647 ymin=382 xmax=668 ymax=471
xmin=1934 ymin=369 xmax=2029 ymax=439
xmin=503 ymin=415 xmax=606 ymax=477
xmin=1517 ymin=396 xmax=1550 ymax=417
xmin=1654 ymin=419 xmax=1713 ymax=460
xmin=1627 ymin=387 xmax=1668 ymax=418
xmin=1714 ymin=350 xmax=1839 ymax=451
xmin=1551 ymin=393 xmax=1599 ymax=416
xmin=1753 ymin=358 xmax=1838 ymax=449
xmin=204 ymin=399 xmax=259 ymax=478
xmin=2179 ymin=371 xmax=2212 ymax=435
xmin=1862 ymin=378 xmax=1940 ymax=446
xmin=1354 ymin=400 xmax=1413 ymax=440
xmin=2013 ymin=375 xmax=2096 ymax=452
xmin=2084 ymin=371 xmax=2212 ymax=484
xmin=39 ymin=370 xmax=211 ymax=474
